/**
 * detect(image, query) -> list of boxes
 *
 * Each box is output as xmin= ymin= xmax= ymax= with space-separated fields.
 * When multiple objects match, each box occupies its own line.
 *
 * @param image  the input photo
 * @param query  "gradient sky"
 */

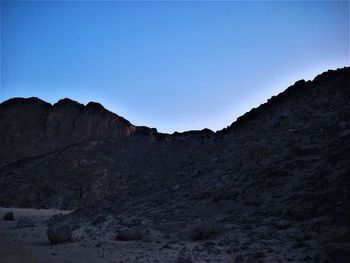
xmin=1 ymin=1 xmax=349 ymax=133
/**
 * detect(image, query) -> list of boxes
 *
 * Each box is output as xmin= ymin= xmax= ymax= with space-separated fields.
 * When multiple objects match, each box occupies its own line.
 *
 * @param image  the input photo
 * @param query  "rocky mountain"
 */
xmin=0 ymin=97 xmax=152 ymax=166
xmin=0 ymin=67 xmax=349 ymax=262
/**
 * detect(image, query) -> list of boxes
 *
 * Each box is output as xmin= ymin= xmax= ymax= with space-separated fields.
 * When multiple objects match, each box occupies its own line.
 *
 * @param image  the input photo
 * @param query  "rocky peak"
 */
xmin=85 ymin=101 xmax=105 ymax=111
xmin=219 ymin=67 xmax=350 ymax=134
xmin=54 ymin=98 xmax=84 ymax=109
xmin=0 ymin=97 xmax=51 ymax=109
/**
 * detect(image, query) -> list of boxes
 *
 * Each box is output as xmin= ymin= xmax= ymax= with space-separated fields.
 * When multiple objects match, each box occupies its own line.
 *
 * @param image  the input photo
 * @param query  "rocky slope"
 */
xmin=0 ymin=67 xmax=349 ymax=262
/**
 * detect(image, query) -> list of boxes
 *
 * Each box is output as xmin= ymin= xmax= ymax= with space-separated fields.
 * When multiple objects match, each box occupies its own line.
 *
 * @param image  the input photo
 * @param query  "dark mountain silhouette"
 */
xmin=0 ymin=67 xmax=349 ymax=262
xmin=0 ymin=96 xmax=214 ymax=167
xmin=0 ymin=97 xmax=150 ymax=166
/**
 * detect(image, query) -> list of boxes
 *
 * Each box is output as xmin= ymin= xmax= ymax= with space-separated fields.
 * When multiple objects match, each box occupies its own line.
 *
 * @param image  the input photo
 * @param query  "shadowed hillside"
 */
xmin=0 ymin=67 xmax=349 ymax=262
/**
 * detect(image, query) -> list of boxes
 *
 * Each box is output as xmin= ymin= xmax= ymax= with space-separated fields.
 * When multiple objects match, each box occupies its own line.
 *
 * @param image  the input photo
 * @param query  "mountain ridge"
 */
xmin=0 ymin=67 xmax=349 ymax=262
xmin=1 ymin=67 xmax=348 ymax=159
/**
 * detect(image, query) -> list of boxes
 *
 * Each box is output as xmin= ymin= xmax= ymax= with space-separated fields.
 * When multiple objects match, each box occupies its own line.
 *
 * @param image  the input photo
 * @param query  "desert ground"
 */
xmin=0 ymin=207 xmax=230 ymax=263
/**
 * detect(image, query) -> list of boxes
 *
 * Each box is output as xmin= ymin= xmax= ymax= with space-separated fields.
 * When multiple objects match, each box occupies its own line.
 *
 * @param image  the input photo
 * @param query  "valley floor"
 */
xmin=0 ymin=207 xmax=232 ymax=263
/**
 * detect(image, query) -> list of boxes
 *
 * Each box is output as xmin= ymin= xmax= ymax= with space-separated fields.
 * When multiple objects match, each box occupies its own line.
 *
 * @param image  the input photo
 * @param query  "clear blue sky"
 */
xmin=1 ymin=1 xmax=349 ymax=133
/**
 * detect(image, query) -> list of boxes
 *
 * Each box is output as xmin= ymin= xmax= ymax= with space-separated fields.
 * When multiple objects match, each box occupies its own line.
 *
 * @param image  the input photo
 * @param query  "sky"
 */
xmin=1 ymin=1 xmax=349 ymax=133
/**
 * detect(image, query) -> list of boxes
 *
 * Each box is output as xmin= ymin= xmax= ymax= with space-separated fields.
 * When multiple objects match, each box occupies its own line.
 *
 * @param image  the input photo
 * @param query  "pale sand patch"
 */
xmin=0 ymin=207 xmax=72 ymax=218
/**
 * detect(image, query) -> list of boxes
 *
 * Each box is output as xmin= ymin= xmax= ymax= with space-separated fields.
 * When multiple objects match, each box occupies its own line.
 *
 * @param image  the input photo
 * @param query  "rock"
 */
xmin=338 ymin=121 xmax=349 ymax=130
xmin=155 ymin=221 xmax=186 ymax=234
xmin=234 ymin=254 xmax=245 ymax=263
xmin=303 ymin=255 xmax=312 ymax=261
xmin=189 ymin=222 xmax=221 ymax=241
xmin=3 ymin=211 xmax=14 ymax=221
xmin=93 ymin=214 xmax=106 ymax=225
xmin=212 ymin=190 xmax=240 ymax=202
xmin=16 ymin=217 xmax=35 ymax=228
xmin=323 ymin=226 xmax=350 ymax=242
xmin=47 ymin=225 xmax=73 ymax=244
xmin=175 ymin=256 xmax=192 ymax=263
xmin=246 ymin=252 xmax=265 ymax=263
xmin=119 ymin=216 xmax=142 ymax=227
xmin=172 ymin=184 xmax=181 ymax=191
xmin=313 ymin=253 xmax=333 ymax=263
xmin=160 ymin=244 xmax=172 ymax=250
xmin=285 ymin=204 xmax=315 ymax=220
xmin=116 ymin=227 xmax=147 ymax=241
xmin=245 ymin=141 xmax=267 ymax=162
xmin=274 ymin=219 xmax=291 ymax=229
xmin=72 ymin=227 xmax=84 ymax=241
xmin=292 ymin=241 xmax=310 ymax=249
xmin=240 ymin=240 xmax=252 ymax=249
xmin=204 ymin=241 xmax=216 ymax=247
xmin=66 ymin=220 xmax=80 ymax=231
xmin=326 ymin=242 xmax=350 ymax=263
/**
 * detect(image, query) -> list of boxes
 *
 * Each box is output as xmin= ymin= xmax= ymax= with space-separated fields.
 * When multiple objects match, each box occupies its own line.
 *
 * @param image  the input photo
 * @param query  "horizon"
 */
xmin=1 ymin=66 xmax=348 ymax=134
xmin=1 ymin=1 xmax=349 ymax=133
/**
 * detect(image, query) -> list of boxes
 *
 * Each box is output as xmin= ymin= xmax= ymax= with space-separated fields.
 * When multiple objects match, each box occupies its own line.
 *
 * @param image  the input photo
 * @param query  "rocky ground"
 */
xmin=2 ymin=206 xmax=344 ymax=263
xmin=0 ymin=67 xmax=349 ymax=262
xmin=0 ymin=207 xmax=235 ymax=262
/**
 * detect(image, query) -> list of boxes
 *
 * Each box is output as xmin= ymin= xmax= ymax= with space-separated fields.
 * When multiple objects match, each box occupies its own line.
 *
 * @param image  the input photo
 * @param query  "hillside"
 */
xmin=0 ymin=67 xmax=349 ymax=262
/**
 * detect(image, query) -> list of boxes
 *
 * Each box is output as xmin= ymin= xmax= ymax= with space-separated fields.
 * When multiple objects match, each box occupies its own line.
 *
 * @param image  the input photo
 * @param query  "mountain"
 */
xmin=0 ymin=96 xmax=214 ymax=167
xmin=0 ymin=97 xmax=149 ymax=166
xmin=0 ymin=67 xmax=349 ymax=262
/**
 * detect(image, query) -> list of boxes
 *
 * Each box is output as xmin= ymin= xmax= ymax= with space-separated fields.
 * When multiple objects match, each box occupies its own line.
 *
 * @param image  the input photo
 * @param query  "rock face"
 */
xmin=0 ymin=98 xmax=142 ymax=166
xmin=0 ymin=67 xmax=349 ymax=262
xmin=0 ymin=98 xmax=210 ymax=166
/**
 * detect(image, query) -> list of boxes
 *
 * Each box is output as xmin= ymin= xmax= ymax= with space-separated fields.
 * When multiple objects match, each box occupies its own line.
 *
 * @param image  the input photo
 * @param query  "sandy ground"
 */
xmin=0 ymin=207 xmax=231 ymax=263
xmin=0 ymin=207 xmax=90 ymax=263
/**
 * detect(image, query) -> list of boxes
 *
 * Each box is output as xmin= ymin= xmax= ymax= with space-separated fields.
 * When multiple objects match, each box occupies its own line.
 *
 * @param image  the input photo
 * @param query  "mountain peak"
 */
xmin=0 ymin=97 xmax=50 ymax=109
xmin=86 ymin=101 xmax=106 ymax=111
xmin=54 ymin=98 xmax=83 ymax=108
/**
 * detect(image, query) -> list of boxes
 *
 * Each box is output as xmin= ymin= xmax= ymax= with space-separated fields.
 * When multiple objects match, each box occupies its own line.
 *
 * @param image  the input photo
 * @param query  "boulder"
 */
xmin=274 ymin=219 xmax=291 ymax=229
xmin=47 ymin=225 xmax=73 ymax=244
xmin=116 ymin=227 xmax=147 ymax=241
xmin=3 ymin=211 xmax=14 ymax=221
xmin=189 ymin=222 xmax=222 ymax=241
